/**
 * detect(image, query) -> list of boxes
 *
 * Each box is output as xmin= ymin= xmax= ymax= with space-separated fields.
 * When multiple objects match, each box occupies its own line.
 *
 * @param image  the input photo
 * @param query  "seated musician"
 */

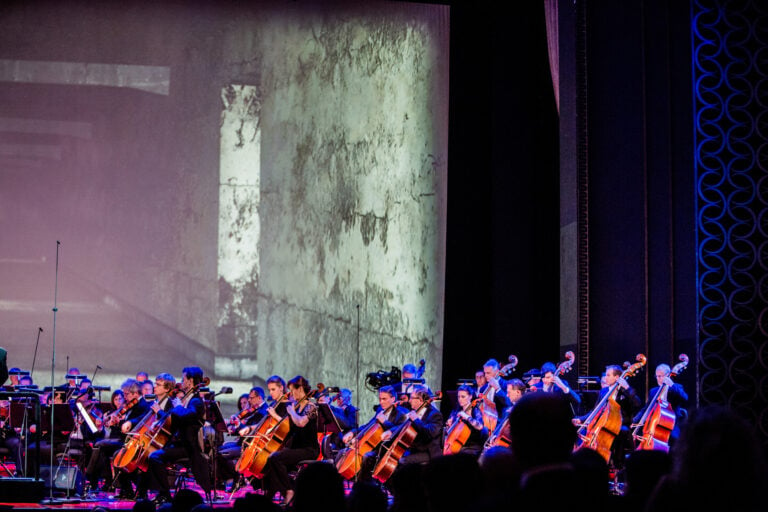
xmin=337 ymin=385 xmax=408 ymax=480
xmin=118 ymin=373 xmax=176 ymax=500
xmin=319 ymin=388 xmax=358 ymax=460
xmin=397 ymin=386 xmax=443 ymax=464
xmin=216 ymin=386 xmax=266 ymax=486
xmin=446 ymin=384 xmax=487 ymax=456
xmin=633 ymin=363 xmax=688 ymax=445
xmin=475 ymin=370 xmax=487 ymax=390
xmin=532 ymin=362 xmax=581 ymax=412
xmin=84 ymin=378 xmax=149 ymax=496
xmin=261 ymin=375 xmax=319 ymax=505
xmin=574 ymin=365 xmax=640 ymax=466
xmin=486 ymin=379 xmax=526 ymax=450
xmin=147 ymin=367 xmax=212 ymax=504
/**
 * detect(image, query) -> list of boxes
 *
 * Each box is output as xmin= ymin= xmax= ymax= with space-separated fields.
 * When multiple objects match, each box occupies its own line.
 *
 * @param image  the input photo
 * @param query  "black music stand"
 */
xmin=204 ymin=399 xmax=229 ymax=503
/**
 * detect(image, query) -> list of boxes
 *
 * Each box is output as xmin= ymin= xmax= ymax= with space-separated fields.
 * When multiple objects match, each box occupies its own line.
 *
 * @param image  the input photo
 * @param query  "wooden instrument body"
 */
xmin=335 ymin=420 xmax=385 ymax=480
xmin=442 ymin=418 xmax=472 ymax=455
xmin=633 ymin=354 xmax=688 ymax=452
xmin=575 ymin=354 xmax=646 ymax=463
xmin=372 ymin=422 xmax=418 ymax=483
xmin=236 ymin=416 xmax=291 ymax=478
xmin=113 ymin=411 xmax=173 ymax=473
xmin=577 ymin=396 xmax=622 ymax=462
xmin=484 ymin=416 xmax=511 ymax=450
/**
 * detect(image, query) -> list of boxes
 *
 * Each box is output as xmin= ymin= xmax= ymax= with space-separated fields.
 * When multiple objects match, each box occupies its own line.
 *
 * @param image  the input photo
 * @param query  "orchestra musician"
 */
xmin=261 ymin=375 xmax=319 ymax=505
xmin=633 ymin=363 xmax=689 ymax=446
xmin=147 ymin=366 xmax=212 ymax=504
xmin=118 ymin=373 xmax=176 ymax=500
xmin=486 ymin=379 xmax=526 ymax=451
xmin=479 ymin=359 xmax=509 ymax=416
xmin=318 ymin=388 xmax=358 ymax=460
xmin=532 ymin=362 xmax=581 ymax=412
xmin=216 ymin=386 xmax=267 ymax=487
xmin=573 ymin=365 xmax=641 ymax=467
xmin=445 ymin=384 xmax=487 ymax=456
xmin=338 ymin=385 xmax=408 ymax=480
xmin=396 ymin=386 xmax=443 ymax=465
xmin=84 ymin=379 xmax=149 ymax=496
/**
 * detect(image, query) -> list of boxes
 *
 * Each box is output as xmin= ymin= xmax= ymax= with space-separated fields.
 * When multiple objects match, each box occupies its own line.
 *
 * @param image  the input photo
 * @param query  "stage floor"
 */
xmin=0 ymin=480 xmax=273 ymax=511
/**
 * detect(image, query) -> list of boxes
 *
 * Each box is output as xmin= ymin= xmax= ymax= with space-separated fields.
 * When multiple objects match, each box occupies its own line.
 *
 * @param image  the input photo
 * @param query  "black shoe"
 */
xmin=154 ymin=493 xmax=172 ymax=506
xmin=135 ymin=491 xmax=148 ymax=501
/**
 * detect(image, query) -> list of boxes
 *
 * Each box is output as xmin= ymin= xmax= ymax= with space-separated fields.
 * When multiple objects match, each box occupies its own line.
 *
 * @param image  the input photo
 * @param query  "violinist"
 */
xmin=262 ymin=375 xmax=319 ymax=506
xmin=533 ymin=362 xmax=581 ymax=412
xmin=573 ymin=365 xmax=640 ymax=467
xmin=446 ymin=384 xmax=487 ymax=456
xmin=633 ymin=363 xmax=688 ymax=445
xmin=84 ymin=379 xmax=148 ymax=496
xmin=216 ymin=386 xmax=266 ymax=485
xmin=147 ymin=366 xmax=212 ymax=504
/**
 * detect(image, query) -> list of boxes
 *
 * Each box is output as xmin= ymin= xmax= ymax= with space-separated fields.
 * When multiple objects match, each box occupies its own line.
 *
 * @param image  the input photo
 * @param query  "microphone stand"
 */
xmin=207 ymin=388 xmax=231 ymax=504
xmin=31 ymin=327 xmax=43 ymax=382
xmin=42 ymin=241 xmax=80 ymax=504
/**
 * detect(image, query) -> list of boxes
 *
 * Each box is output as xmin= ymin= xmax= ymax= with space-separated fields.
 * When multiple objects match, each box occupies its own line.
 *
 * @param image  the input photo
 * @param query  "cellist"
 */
xmin=633 ymin=363 xmax=688 ymax=446
xmin=394 ymin=386 xmax=443 ymax=464
xmin=337 ymin=385 xmax=407 ymax=480
xmin=147 ymin=366 xmax=212 ymax=504
xmin=117 ymin=373 xmax=176 ymax=500
xmin=445 ymin=384 xmax=487 ymax=456
xmin=84 ymin=378 xmax=148 ymax=497
xmin=485 ymin=379 xmax=525 ymax=451
xmin=262 ymin=375 xmax=319 ymax=506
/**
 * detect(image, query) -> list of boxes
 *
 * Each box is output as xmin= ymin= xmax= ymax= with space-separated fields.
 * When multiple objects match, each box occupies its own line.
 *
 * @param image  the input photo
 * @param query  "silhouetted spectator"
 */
xmin=347 ymin=480 xmax=387 ymax=512
xmin=171 ymin=489 xmax=203 ymax=512
xmin=293 ymin=461 xmax=345 ymax=512
xmin=422 ymin=453 xmax=482 ymax=512
xmin=621 ymin=450 xmax=671 ymax=512
xmin=387 ymin=461 xmax=426 ymax=512
xmin=646 ymin=405 xmax=767 ymax=512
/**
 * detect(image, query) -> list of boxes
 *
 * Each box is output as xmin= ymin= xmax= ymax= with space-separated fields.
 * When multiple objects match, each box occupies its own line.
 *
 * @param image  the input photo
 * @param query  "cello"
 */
xmin=113 ymin=377 xmax=209 ymax=473
xmin=372 ymin=392 xmax=442 ymax=483
xmin=235 ymin=391 xmax=291 ymax=478
xmin=632 ymin=354 xmax=689 ymax=452
xmin=478 ymin=354 xmax=518 ymax=431
xmin=575 ymin=354 xmax=647 ymax=462
xmin=443 ymin=393 xmax=483 ymax=455
xmin=335 ymin=396 xmax=408 ymax=480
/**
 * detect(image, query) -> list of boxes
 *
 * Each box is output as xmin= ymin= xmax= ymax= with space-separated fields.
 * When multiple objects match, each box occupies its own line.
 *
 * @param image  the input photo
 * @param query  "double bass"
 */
xmin=372 ymin=392 xmax=442 ymax=483
xmin=478 ymin=354 xmax=518 ymax=431
xmin=632 ymin=354 xmax=689 ymax=452
xmin=575 ymin=354 xmax=647 ymax=462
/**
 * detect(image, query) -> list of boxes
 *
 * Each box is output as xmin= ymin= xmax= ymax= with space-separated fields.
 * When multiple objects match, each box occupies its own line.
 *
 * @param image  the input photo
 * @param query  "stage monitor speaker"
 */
xmin=0 ymin=477 xmax=46 ymax=502
xmin=39 ymin=465 xmax=84 ymax=495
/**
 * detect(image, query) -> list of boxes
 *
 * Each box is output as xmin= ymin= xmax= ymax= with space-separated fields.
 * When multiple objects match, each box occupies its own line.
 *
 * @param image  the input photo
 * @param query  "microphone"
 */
xmin=96 ymin=365 xmax=102 ymax=370
xmin=39 ymin=327 xmax=43 ymax=332
xmin=325 ymin=387 xmax=340 ymax=393
xmin=219 ymin=386 xmax=233 ymax=394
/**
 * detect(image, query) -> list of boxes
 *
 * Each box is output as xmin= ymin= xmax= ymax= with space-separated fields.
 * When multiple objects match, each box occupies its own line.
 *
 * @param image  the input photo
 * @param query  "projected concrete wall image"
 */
xmin=0 ymin=2 xmax=448 ymax=412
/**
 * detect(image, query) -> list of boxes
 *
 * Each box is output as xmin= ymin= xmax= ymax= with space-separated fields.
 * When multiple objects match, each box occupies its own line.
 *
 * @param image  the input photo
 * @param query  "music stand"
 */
xmin=204 ymin=398 xmax=229 ymax=503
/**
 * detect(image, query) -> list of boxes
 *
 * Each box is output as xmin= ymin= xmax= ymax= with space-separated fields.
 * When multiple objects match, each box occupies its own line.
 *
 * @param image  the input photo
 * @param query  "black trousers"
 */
xmin=148 ymin=444 xmax=212 ymax=494
xmin=262 ymin=446 xmax=318 ymax=499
